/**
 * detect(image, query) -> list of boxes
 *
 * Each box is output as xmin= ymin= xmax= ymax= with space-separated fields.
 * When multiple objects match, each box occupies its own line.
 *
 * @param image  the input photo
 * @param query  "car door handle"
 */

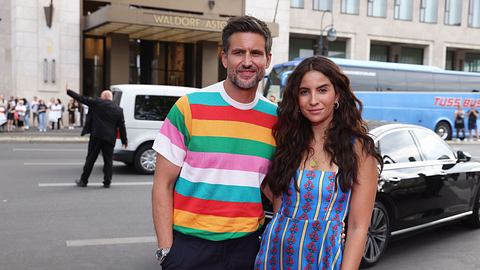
xmin=439 ymin=171 xmax=447 ymax=176
xmin=387 ymin=177 xmax=401 ymax=181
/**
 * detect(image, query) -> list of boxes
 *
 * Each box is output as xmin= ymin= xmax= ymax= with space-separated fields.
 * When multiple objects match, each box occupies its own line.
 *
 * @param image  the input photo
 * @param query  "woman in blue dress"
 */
xmin=256 ymin=56 xmax=382 ymax=270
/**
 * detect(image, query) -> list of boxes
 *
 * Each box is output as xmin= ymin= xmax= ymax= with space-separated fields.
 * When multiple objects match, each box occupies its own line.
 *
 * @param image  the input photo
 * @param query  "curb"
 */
xmin=0 ymin=136 xmax=88 ymax=143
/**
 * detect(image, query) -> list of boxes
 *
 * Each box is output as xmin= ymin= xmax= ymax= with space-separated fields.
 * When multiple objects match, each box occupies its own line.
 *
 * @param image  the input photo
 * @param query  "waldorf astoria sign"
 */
xmin=149 ymin=13 xmax=228 ymax=32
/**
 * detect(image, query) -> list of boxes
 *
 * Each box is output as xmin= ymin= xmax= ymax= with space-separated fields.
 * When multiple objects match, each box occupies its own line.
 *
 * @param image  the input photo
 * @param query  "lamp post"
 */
xmin=317 ymin=10 xmax=337 ymax=56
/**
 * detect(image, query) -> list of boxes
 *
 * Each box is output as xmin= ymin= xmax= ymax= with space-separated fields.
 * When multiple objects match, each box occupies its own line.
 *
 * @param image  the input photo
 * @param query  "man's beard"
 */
xmin=228 ymin=68 xmax=263 ymax=90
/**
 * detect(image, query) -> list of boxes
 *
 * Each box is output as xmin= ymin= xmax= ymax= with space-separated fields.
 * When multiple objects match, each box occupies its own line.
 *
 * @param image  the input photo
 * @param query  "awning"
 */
xmin=84 ymin=5 xmax=279 ymax=43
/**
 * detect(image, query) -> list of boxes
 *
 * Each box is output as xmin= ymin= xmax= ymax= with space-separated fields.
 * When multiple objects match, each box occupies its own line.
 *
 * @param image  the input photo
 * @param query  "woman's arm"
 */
xmin=341 ymin=142 xmax=378 ymax=270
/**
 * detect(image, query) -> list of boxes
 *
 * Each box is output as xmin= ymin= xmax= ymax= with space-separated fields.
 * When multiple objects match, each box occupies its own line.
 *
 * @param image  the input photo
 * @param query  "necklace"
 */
xmin=309 ymin=157 xmax=319 ymax=169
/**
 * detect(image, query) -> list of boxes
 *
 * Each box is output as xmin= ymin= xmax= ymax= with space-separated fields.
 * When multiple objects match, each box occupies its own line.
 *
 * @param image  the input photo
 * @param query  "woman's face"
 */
xmin=298 ymin=70 xmax=338 ymax=127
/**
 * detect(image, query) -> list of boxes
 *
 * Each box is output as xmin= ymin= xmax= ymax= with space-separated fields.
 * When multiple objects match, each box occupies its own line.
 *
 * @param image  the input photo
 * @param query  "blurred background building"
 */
xmin=0 ymin=0 xmax=479 ymax=99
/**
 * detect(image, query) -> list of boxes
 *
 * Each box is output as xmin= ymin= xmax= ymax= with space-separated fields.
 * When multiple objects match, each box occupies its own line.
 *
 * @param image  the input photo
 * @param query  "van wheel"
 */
xmin=435 ymin=121 xmax=451 ymax=140
xmin=134 ymin=142 xmax=156 ymax=174
xmin=361 ymin=202 xmax=390 ymax=268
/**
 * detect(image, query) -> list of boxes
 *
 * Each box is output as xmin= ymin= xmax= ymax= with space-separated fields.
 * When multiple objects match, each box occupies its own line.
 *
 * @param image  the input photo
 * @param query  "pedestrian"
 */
xmin=151 ymin=15 xmax=276 ymax=269
xmin=30 ymin=96 xmax=39 ymax=128
xmin=14 ymin=99 xmax=27 ymax=132
xmin=48 ymin=98 xmax=62 ymax=130
xmin=67 ymin=89 xmax=127 ymax=188
xmin=37 ymin=99 xmax=47 ymax=132
xmin=454 ymin=104 xmax=466 ymax=141
xmin=23 ymin=98 xmax=30 ymax=130
xmin=467 ymin=105 xmax=479 ymax=141
xmin=6 ymin=97 xmax=16 ymax=132
xmin=57 ymin=98 xmax=64 ymax=129
xmin=67 ymin=98 xmax=76 ymax=129
xmin=254 ymin=56 xmax=382 ymax=270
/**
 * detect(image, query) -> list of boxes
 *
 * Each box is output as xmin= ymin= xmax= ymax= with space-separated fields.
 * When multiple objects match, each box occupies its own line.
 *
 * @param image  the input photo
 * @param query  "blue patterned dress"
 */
xmin=255 ymin=169 xmax=352 ymax=270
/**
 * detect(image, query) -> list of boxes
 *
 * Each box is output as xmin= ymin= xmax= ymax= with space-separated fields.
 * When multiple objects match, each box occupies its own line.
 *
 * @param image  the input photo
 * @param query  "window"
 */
xmin=405 ymin=71 xmax=435 ymax=91
xmin=313 ymin=0 xmax=332 ymax=11
xmin=445 ymin=50 xmax=455 ymax=70
xmin=342 ymin=66 xmax=378 ymax=91
xmin=134 ymin=95 xmax=180 ymax=121
xmin=413 ymin=129 xmax=455 ymax=161
xmin=377 ymin=130 xmax=422 ymax=164
xmin=341 ymin=0 xmax=359 ymax=14
xmin=400 ymin=47 xmax=424 ymax=65
xmin=370 ymin=44 xmax=389 ymax=62
xmin=291 ymin=0 xmax=304 ymax=8
xmin=367 ymin=0 xmax=387 ymax=17
xmin=465 ymin=53 xmax=480 ymax=72
xmin=394 ymin=0 xmax=413 ymax=20
xmin=469 ymin=0 xmax=480 ymax=27
xmin=445 ymin=0 xmax=462 ymax=26
xmin=327 ymin=40 xmax=347 ymax=58
xmin=420 ymin=0 xmax=438 ymax=23
xmin=433 ymin=73 xmax=461 ymax=91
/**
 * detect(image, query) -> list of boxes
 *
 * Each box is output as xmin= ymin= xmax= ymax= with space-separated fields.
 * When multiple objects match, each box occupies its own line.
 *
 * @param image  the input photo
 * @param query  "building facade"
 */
xmin=1 ymin=0 xmax=479 ymax=100
xmin=289 ymin=0 xmax=480 ymax=71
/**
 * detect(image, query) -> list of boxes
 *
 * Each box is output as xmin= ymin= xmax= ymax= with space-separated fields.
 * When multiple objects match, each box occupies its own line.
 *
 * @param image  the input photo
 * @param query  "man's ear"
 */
xmin=265 ymin=53 xmax=272 ymax=69
xmin=221 ymin=50 xmax=228 ymax=69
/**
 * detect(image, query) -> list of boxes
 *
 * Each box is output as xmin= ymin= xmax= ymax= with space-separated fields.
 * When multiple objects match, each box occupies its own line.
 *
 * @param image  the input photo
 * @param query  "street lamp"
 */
xmin=317 ymin=10 xmax=337 ymax=56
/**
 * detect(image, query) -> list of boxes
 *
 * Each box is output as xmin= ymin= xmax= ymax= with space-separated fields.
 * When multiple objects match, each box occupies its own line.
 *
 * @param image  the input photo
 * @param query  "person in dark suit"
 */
xmin=67 ymin=89 xmax=127 ymax=188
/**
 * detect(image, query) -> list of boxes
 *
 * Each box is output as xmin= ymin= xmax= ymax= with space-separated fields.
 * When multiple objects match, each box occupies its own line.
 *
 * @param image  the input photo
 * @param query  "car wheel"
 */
xmin=434 ymin=121 xmax=451 ymax=140
xmin=465 ymin=187 xmax=480 ymax=228
xmin=361 ymin=202 xmax=390 ymax=268
xmin=134 ymin=142 xmax=156 ymax=174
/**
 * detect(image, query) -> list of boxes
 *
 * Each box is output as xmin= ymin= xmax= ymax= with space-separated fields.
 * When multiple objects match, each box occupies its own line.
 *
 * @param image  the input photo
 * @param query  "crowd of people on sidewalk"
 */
xmin=0 ymin=94 xmax=88 ymax=132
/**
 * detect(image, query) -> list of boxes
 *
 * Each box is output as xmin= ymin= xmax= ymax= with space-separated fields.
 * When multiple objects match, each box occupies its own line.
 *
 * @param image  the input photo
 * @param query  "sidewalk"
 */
xmin=0 ymin=126 xmax=88 ymax=142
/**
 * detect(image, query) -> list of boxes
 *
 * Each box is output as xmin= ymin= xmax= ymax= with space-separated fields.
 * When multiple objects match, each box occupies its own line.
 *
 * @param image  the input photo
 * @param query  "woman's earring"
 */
xmin=334 ymin=101 xmax=339 ymax=109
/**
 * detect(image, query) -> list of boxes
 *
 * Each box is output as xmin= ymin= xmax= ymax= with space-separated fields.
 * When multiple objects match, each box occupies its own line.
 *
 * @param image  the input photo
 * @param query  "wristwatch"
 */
xmin=155 ymin=247 xmax=171 ymax=264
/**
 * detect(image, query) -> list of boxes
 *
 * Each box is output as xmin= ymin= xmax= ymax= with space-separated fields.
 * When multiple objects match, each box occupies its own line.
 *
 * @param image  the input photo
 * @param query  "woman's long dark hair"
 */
xmin=265 ymin=56 xmax=383 ymax=196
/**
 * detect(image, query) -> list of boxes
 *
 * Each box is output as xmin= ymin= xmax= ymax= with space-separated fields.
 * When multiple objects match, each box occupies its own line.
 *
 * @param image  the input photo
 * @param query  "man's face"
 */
xmin=221 ymin=32 xmax=271 ymax=91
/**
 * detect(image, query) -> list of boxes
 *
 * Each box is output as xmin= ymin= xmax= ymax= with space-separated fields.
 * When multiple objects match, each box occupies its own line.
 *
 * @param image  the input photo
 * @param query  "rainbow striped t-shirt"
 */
xmin=152 ymin=81 xmax=277 ymax=241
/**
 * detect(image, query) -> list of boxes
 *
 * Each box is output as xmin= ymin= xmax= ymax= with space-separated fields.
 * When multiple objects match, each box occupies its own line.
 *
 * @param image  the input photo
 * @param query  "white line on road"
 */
xmin=66 ymin=236 xmax=156 ymax=247
xmin=38 ymin=182 xmax=152 ymax=187
xmin=13 ymin=148 xmax=86 ymax=152
xmin=25 ymin=161 xmax=123 ymax=166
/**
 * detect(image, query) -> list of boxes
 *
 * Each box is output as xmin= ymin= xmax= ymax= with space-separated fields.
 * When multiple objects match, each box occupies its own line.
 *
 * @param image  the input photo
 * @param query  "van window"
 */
xmin=134 ymin=95 xmax=179 ymax=121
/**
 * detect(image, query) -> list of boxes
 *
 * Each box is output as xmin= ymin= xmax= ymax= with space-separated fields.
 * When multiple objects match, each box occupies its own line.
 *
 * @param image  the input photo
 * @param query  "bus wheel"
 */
xmin=435 ymin=121 xmax=451 ymax=140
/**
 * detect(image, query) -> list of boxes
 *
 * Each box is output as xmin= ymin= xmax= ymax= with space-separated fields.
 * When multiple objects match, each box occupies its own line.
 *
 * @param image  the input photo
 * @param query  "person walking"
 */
xmin=67 ymin=89 xmax=127 ymax=188
xmin=151 ymin=15 xmax=276 ymax=269
xmin=254 ymin=56 xmax=382 ymax=270
xmin=454 ymin=104 xmax=466 ymax=141
xmin=467 ymin=105 xmax=479 ymax=141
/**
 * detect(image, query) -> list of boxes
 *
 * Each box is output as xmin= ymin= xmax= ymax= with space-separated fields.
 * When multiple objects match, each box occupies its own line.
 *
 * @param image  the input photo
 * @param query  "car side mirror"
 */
xmin=457 ymin=150 xmax=471 ymax=162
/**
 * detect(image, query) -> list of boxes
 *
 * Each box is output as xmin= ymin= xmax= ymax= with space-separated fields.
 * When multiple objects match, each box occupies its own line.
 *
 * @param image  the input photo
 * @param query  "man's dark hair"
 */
xmin=222 ymin=15 xmax=272 ymax=55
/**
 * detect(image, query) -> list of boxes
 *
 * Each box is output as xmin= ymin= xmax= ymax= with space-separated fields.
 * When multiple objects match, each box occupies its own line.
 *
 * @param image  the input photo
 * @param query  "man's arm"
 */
xmin=66 ymin=89 xmax=94 ymax=106
xmin=152 ymin=154 xmax=181 ymax=250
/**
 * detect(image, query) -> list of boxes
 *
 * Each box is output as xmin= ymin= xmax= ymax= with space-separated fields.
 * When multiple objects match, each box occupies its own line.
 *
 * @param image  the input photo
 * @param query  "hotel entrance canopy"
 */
xmin=84 ymin=5 xmax=279 ymax=43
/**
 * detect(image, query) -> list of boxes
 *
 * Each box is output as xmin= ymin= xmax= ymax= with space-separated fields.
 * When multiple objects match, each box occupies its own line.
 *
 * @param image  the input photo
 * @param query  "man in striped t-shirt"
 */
xmin=152 ymin=15 xmax=276 ymax=269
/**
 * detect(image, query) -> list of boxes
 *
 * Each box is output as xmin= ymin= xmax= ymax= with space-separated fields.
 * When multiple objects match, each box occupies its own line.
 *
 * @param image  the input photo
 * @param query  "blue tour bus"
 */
xmin=263 ymin=57 xmax=480 ymax=140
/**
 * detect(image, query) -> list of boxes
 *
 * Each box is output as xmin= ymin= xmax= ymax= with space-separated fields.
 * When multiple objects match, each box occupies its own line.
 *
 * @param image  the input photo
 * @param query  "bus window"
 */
xmin=405 ymin=71 xmax=434 ymax=92
xmin=433 ymin=73 xmax=461 ymax=92
xmin=459 ymin=75 xmax=480 ymax=92
xmin=342 ymin=66 xmax=378 ymax=91
xmin=376 ymin=69 xmax=407 ymax=91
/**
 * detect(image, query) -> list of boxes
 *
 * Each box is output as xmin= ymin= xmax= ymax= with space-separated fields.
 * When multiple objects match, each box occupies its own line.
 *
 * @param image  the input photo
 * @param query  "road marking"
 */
xmin=13 ymin=148 xmax=86 ymax=152
xmin=39 ymin=182 xmax=152 ymax=187
xmin=66 ymin=236 xmax=156 ymax=247
xmin=24 ymin=161 xmax=123 ymax=166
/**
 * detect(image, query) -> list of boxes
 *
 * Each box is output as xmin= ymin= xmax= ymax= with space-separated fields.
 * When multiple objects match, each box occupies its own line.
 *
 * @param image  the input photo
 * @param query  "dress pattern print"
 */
xmin=255 ymin=169 xmax=352 ymax=270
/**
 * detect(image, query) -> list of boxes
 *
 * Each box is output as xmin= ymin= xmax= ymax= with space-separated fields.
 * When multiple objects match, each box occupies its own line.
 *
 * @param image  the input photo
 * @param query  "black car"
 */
xmin=261 ymin=123 xmax=480 ymax=267
xmin=363 ymin=124 xmax=480 ymax=267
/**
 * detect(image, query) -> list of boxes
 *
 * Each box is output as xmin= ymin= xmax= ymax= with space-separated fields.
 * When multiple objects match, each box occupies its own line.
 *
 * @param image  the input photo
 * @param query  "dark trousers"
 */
xmin=80 ymin=136 xmax=114 ymax=184
xmin=162 ymin=231 xmax=260 ymax=270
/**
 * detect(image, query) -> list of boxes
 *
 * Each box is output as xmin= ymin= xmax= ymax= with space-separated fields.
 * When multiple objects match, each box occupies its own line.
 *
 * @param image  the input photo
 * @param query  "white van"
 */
xmin=111 ymin=84 xmax=198 ymax=174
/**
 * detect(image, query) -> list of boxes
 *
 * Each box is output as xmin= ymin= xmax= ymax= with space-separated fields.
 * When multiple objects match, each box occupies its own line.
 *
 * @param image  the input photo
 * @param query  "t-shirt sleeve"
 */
xmin=152 ymin=95 xmax=191 ymax=167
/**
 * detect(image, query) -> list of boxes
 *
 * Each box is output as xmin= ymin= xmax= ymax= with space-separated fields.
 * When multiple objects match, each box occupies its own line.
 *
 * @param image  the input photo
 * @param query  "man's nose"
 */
xmin=242 ymin=52 xmax=253 ymax=66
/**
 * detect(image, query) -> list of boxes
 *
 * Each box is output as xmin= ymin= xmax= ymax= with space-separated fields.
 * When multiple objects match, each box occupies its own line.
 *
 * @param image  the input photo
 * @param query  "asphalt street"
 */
xmin=0 ymin=141 xmax=479 ymax=270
